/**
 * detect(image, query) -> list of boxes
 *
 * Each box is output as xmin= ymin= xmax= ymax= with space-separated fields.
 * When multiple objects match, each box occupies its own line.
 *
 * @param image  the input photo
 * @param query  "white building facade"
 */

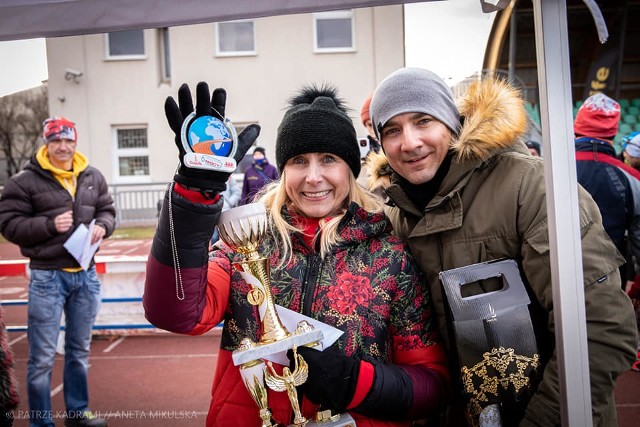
xmin=45 ymin=6 xmax=405 ymax=185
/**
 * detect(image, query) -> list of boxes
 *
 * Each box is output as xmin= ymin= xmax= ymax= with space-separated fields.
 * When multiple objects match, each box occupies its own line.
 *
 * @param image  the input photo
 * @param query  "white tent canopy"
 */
xmin=0 ymin=1 xmax=592 ymax=425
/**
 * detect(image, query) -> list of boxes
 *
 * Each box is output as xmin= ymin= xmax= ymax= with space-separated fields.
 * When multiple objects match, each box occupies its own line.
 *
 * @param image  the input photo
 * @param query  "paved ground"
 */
xmin=1 ymin=239 xmax=639 ymax=426
xmin=7 ymin=331 xmax=219 ymax=427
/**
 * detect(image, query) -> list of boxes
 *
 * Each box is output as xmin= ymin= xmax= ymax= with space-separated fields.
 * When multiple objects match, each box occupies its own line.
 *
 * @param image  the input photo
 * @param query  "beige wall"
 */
xmin=46 ymin=6 xmax=404 ymax=184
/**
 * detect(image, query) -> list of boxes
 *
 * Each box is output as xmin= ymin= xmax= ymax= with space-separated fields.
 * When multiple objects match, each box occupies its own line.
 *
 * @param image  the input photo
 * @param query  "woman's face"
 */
xmin=283 ymin=152 xmax=351 ymax=219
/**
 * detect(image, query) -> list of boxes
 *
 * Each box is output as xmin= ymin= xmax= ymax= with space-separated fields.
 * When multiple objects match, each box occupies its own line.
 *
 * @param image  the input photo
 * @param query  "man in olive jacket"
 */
xmin=368 ymin=68 xmax=637 ymax=426
xmin=0 ymin=116 xmax=114 ymax=427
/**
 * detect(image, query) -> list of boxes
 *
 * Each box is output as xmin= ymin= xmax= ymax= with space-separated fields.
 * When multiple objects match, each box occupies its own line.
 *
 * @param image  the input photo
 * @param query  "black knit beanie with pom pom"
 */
xmin=275 ymin=84 xmax=361 ymax=178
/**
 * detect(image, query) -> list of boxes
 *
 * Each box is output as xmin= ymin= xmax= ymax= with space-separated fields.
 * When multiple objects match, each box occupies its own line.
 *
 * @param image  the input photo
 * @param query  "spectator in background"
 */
xmin=525 ymin=140 xmax=541 ymax=156
xmin=210 ymin=174 xmax=241 ymax=245
xmin=359 ymin=93 xmax=381 ymax=156
xmin=621 ymin=130 xmax=640 ymax=372
xmin=574 ymin=93 xmax=640 ymax=286
xmin=623 ymin=131 xmax=640 ymax=169
xmin=357 ymin=93 xmax=390 ymax=200
xmin=222 ymin=174 xmax=241 ymax=211
xmin=0 ymin=116 xmax=114 ymax=427
xmin=240 ymin=146 xmax=278 ymax=205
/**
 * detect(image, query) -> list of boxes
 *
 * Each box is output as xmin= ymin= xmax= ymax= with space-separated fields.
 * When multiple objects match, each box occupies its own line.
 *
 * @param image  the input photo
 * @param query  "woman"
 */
xmin=240 ymin=146 xmax=279 ymax=205
xmin=143 ymin=82 xmax=449 ymax=427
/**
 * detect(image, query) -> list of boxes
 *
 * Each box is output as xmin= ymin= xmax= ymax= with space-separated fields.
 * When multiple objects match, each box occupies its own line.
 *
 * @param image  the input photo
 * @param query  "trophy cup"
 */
xmin=180 ymin=111 xmax=238 ymax=172
xmin=217 ymin=203 xmax=355 ymax=427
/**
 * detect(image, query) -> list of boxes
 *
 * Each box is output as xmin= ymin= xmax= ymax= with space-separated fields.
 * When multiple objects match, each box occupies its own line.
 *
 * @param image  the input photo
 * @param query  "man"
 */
xmin=622 ymin=131 xmax=640 ymax=170
xmin=573 ymin=94 xmax=640 ymax=286
xmin=0 ymin=116 xmax=114 ymax=427
xmin=369 ymin=68 xmax=637 ymax=426
xmin=239 ymin=146 xmax=278 ymax=205
xmin=620 ymin=130 xmax=640 ymax=372
xmin=357 ymin=93 xmax=389 ymax=200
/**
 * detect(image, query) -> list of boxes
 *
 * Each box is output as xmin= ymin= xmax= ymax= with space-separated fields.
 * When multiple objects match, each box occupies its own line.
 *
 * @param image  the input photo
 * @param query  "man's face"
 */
xmin=47 ymin=138 xmax=77 ymax=168
xmin=379 ymin=112 xmax=452 ymax=185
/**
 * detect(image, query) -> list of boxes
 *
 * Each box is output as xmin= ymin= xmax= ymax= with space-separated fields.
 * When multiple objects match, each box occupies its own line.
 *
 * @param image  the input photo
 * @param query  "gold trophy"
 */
xmin=218 ymin=203 xmax=354 ymax=427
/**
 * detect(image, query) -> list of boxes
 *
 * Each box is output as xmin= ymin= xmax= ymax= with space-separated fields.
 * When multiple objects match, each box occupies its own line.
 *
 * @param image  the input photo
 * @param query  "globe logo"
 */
xmin=186 ymin=116 xmax=233 ymax=157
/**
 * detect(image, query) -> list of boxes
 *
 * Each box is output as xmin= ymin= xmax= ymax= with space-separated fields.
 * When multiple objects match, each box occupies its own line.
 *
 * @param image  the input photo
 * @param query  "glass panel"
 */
xmin=218 ymin=21 xmax=254 ymax=52
xmin=119 ymin=156 xmax=149 ymax=176
xmin=109 ymin=30 xmax=145 ymax=56
xmin=117 ymin=128 xmax=147 ymax=149
xmin=317 ymin=18 xmax=352 ymax=49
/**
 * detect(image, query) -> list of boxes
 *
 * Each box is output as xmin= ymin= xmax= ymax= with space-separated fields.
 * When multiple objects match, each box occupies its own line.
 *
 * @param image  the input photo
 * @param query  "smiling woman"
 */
xmin=0 ymin=38 xmax=48 ymax=97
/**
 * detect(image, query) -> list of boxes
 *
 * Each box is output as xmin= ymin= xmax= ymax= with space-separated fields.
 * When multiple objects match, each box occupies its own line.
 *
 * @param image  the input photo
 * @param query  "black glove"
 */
xmin=287 ymin=345 xmax=360 ymax=413
xmin=164 ymin=82 xmax=260 ymax=193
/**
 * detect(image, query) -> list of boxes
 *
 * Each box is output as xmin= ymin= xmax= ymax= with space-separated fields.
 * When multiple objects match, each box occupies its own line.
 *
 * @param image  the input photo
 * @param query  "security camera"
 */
xmin=64 ymin=68 xmax=83 ymax=83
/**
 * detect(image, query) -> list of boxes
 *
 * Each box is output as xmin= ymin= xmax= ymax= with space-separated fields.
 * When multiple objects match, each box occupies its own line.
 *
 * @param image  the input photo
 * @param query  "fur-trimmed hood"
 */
xmin=369 ymin=78 xmax=529 ymax=182
xmin=453 ymin=78 xmax=528 ymax=161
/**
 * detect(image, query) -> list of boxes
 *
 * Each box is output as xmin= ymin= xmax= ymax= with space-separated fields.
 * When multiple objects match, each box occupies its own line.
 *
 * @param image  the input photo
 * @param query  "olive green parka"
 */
xmin=372 ymin=78 xmax=637 ymax=426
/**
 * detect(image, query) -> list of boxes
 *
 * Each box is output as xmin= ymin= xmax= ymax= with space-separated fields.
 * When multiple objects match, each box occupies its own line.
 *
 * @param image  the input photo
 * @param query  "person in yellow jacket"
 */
xmin=0 ymin=116 xmax=115 ymax=427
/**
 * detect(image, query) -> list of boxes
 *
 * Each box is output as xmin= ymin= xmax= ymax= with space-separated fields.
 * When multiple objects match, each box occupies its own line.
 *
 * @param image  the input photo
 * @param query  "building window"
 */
xmin=106 ymin=30 xmax=145 ymax=59
xmin=158 ymin=28 xmax=171 ymax=81
xmin=215 ymin=20 xmax=256 ymax=56
xmin=313 ymin=10 xmax=355 ymax=53
xmin=114 ymin=127 xmax=150 ymax=181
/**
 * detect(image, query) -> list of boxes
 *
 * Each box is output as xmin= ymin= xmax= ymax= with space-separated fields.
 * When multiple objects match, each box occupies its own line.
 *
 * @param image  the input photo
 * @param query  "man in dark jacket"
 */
xmin=0 ymin=116 xmax=114 ymax=427
xmin=239 ymin=146 xmax=279 ymax=204
xmin=574 ymin=93 xmax=640 ymax=286
xmin=369 ymin=68 xmax=636 ymax=427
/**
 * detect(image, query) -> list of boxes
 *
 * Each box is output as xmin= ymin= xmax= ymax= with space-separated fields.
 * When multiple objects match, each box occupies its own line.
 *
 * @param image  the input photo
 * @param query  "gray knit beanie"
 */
xmin=276 ymin=85 xmax=361 ymax=177
xmin=370 ymin=68 xmax=461 ymax=140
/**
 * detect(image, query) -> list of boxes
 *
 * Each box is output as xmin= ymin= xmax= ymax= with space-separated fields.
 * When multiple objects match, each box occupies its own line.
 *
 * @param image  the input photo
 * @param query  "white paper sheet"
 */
xmin=63 ymin=219 xmax=102 ymax=270
xmin=238 ymin=270 xmax=343 ymax=365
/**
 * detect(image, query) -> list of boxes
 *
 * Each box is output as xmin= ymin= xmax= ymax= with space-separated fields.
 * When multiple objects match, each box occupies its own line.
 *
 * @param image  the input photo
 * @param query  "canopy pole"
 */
xmin=532 ymin=1 xmax=592 ymax=426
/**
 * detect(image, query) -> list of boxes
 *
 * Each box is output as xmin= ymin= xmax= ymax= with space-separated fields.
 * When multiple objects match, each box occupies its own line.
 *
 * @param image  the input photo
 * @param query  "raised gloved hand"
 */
xmin=287 ymin=345 xmax=360 ymax=413
xmin=165 ymin=82 xmax=260 ymax=193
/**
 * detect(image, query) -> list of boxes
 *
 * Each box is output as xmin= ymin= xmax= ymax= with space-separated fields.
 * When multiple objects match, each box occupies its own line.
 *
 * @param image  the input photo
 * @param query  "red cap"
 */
xmin=574 ymin=93 xmax=620 ymax=140
xmin=360 ymin=94 xmax=373 ymax=126
xmin=42 ymin=116 xmax=77 ymax=143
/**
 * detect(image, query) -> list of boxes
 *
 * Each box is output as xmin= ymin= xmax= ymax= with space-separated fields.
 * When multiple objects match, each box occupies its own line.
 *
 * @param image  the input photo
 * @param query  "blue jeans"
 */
xmin=27 ymin=267 xmax=101 ymax=427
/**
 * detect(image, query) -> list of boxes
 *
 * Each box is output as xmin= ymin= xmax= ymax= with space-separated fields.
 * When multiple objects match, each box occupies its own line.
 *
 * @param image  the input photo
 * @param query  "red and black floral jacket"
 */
xmin=144 ymin=186 xmax=449 ymax=427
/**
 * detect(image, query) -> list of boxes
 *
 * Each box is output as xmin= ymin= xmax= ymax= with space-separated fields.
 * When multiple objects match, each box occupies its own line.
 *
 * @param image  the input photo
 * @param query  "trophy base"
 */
xmin=232 ymin=329 xmax=324 ymax=366
xmin=300 ymin=413 xmax=356 ymax=427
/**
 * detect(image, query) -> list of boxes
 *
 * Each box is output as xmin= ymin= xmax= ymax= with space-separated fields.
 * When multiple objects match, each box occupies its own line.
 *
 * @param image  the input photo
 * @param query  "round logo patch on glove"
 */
xmin=180 ymin=113 xmax=238 ymax=172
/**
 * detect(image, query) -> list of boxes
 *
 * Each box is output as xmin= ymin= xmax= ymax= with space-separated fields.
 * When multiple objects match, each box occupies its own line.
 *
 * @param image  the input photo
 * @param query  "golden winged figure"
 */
xmin=265 ymin=348 xmax=309 ymax=426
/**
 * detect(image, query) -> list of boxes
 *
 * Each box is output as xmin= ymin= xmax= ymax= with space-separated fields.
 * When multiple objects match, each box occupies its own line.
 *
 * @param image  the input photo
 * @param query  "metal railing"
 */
xmin=109 ymin=182 xmax=169 ymax=226
xmin=3 ymin=297 xmax=223 ymax=332
xmin=2 ymin=297 xmax=155 ymax=332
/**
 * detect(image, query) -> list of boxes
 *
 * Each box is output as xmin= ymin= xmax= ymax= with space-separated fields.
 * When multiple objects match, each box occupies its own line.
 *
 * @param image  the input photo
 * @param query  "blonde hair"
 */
xmin=258 ymin=170 xmax=383 ymax=266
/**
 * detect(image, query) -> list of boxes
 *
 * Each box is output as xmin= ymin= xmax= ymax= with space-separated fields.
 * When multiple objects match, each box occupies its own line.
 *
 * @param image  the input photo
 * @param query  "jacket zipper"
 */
xmin=301 ymin=253 xmax=321 ymax=316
